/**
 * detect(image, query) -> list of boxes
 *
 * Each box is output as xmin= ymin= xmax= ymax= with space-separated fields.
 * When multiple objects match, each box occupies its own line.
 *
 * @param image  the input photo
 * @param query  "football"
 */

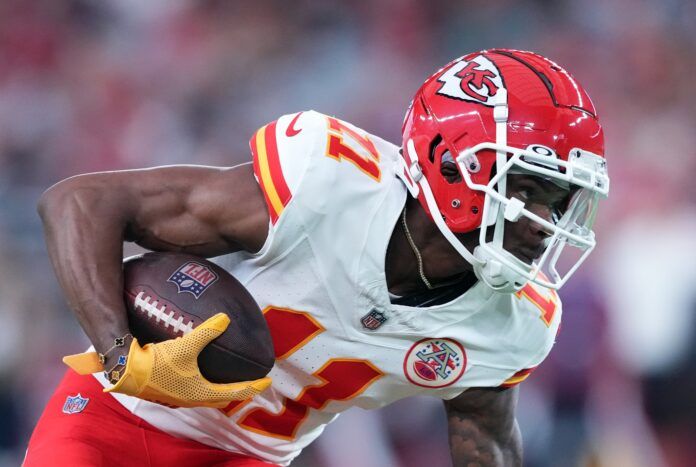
xmin=122 ymin=252 xmax=275 ymax=384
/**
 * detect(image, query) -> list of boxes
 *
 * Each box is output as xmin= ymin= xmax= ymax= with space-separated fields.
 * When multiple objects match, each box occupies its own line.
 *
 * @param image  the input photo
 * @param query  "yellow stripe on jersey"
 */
xmin=255 ymin=127 xmax=284 ymax=217
xmin=251 ymin=120 xmax=292 ymax=224
xmin=501 ymin=367 xmax=535 ymax=388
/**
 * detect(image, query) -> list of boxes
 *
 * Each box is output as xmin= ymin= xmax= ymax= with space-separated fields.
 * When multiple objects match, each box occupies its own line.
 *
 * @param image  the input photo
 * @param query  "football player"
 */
xmin=25 ymin=49 xmax=608 ymax=466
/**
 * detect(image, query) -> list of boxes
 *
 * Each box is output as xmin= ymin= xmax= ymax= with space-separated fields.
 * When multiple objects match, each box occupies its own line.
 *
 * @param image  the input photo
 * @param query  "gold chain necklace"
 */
xmin=401 ymin=205 xmax=434 ymax=290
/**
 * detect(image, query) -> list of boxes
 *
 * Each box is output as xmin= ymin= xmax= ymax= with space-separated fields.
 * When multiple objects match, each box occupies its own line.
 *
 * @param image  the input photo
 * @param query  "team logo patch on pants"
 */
xmin=62 ymin=394 xmax=89 ymax=414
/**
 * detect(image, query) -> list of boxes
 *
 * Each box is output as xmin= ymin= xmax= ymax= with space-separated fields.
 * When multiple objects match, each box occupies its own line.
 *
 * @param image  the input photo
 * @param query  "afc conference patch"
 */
xmin=403 ymin=338 xmax=467 ymax=388
xmin=167 ymin=261 xmax=218 ymax=299
xmin=62 ymin=394 xmax=89 ymax=414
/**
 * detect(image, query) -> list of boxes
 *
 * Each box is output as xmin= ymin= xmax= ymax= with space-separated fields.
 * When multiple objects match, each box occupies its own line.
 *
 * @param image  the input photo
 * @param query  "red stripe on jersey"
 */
xmin=250 ymin=121 xmax=293 ymax=224
xmin=264 ymin=120 xmax=292 ymax=213
xmin=500 ymin=367 xmax=536 ymax=388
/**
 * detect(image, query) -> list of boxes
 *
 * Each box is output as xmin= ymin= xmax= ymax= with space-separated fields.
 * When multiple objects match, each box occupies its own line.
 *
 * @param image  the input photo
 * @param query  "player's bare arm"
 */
xmin=37 ymin=164 xmax=269 ymax=360
xmin=444 ymin=387 xmax=522 ymax=467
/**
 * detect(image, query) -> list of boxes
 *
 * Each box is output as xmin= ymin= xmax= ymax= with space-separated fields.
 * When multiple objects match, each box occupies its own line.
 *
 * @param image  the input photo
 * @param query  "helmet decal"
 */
xmin=436 ymin=55 xmax=505 ymax=106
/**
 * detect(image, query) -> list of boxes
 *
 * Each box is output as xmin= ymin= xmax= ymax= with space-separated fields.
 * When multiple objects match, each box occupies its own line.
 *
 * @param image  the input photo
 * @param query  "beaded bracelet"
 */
xmin=98 ymin=333 xmax=132 ymax=384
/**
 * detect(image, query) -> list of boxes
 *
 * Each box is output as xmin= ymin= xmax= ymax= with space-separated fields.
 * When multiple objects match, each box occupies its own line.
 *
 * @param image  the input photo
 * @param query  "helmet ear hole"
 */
xmin=430 ymin=135 xmax=462 ymax=183
xmin=441 ymin=162 xmax=461 ymax=183
xmin=428 ymin=134 xmax=443 ymax=163
xmin=441 ymin=150 xmax=462 ymax=183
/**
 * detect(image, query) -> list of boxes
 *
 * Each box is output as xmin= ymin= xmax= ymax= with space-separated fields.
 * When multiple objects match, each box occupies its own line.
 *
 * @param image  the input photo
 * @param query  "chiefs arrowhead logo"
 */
xmin=436 ymin=55 xmax=504 ymax=106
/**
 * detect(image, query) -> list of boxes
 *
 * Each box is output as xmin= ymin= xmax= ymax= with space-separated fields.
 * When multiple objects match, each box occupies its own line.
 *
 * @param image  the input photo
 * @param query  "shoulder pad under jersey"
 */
xmin=249 ymin=110 xmax=327 ymax=226
xmin=250 ymin=110 xmax=398 ymax=258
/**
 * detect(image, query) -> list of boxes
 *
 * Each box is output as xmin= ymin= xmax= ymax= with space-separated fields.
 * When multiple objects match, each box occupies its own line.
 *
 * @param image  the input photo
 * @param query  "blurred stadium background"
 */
xmin=1 ymin=0 xmax=695 ymax=466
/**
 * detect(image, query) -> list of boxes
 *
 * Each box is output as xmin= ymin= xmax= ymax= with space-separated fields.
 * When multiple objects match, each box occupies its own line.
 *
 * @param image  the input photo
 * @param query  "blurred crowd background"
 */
xmin=1 ymin=0 xmax=695 ymax=466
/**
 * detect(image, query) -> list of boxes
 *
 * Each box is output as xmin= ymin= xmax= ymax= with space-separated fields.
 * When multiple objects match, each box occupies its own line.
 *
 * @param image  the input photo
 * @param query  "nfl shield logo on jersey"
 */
xmin=167 ymin=262 xmax=218 ymax=299
xmin=62 ymin=394 xmax=89 ymax=414
xmin=361 ymin=309 xmax=387 ymax=330
xmin=404 ymin=338 xmax=467 ymax=388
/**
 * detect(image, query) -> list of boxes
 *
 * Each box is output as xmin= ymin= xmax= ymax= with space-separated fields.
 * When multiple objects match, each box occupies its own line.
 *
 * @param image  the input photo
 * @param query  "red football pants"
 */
xmin=25 ymin=370 xmax=277 ymax=467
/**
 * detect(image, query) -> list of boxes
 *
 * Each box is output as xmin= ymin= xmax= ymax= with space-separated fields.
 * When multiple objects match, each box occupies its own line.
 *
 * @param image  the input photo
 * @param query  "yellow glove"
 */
xmin=63 ymin=313 xmax=271 ymax=408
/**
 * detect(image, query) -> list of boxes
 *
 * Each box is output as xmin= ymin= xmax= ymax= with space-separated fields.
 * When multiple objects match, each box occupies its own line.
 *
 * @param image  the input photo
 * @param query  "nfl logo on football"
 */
xmin=167 ymin=261 xmax=219 ymax=299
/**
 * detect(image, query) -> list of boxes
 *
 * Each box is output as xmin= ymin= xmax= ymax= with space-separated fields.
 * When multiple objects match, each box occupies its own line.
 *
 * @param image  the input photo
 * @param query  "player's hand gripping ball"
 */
xmin=63 ymin=253 xmax=275 ymax=408
xmin=122 ymin=252 xmax=275 ymax=383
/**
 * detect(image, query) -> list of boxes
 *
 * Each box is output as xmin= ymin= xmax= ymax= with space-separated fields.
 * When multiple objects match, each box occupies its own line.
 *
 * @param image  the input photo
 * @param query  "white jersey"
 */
xmin=97 ymin=110 xmax=562 ymax=465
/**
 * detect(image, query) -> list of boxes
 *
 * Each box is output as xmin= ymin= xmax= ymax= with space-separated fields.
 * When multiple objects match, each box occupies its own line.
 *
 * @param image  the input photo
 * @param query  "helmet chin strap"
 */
xmin=473 ymin=248 xmax=528 ymax=293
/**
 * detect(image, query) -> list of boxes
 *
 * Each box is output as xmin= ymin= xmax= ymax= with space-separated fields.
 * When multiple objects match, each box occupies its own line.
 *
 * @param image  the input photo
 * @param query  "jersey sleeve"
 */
xmin=248 ymin=110 xmax=330 ymax=259
xmin=249 ymin=112 xmax=320 ymax=225
xmin=500 ymin=367 xmax=537 ymax=388
xmin=248 ymin=110 xmax=400 ymax=264
xmin=499 ymin=285 xmax=563 ymax=388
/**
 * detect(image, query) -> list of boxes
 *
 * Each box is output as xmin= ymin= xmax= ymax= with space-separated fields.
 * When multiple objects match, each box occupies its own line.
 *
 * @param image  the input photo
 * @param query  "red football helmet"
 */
xmin=399 ymin=49 xmax=609 ymax=292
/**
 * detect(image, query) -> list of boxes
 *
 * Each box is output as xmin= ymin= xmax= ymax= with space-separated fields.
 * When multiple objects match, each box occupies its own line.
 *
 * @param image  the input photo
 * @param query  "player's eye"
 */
xmin=516 ymin=186 xmax=540 ymax=201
